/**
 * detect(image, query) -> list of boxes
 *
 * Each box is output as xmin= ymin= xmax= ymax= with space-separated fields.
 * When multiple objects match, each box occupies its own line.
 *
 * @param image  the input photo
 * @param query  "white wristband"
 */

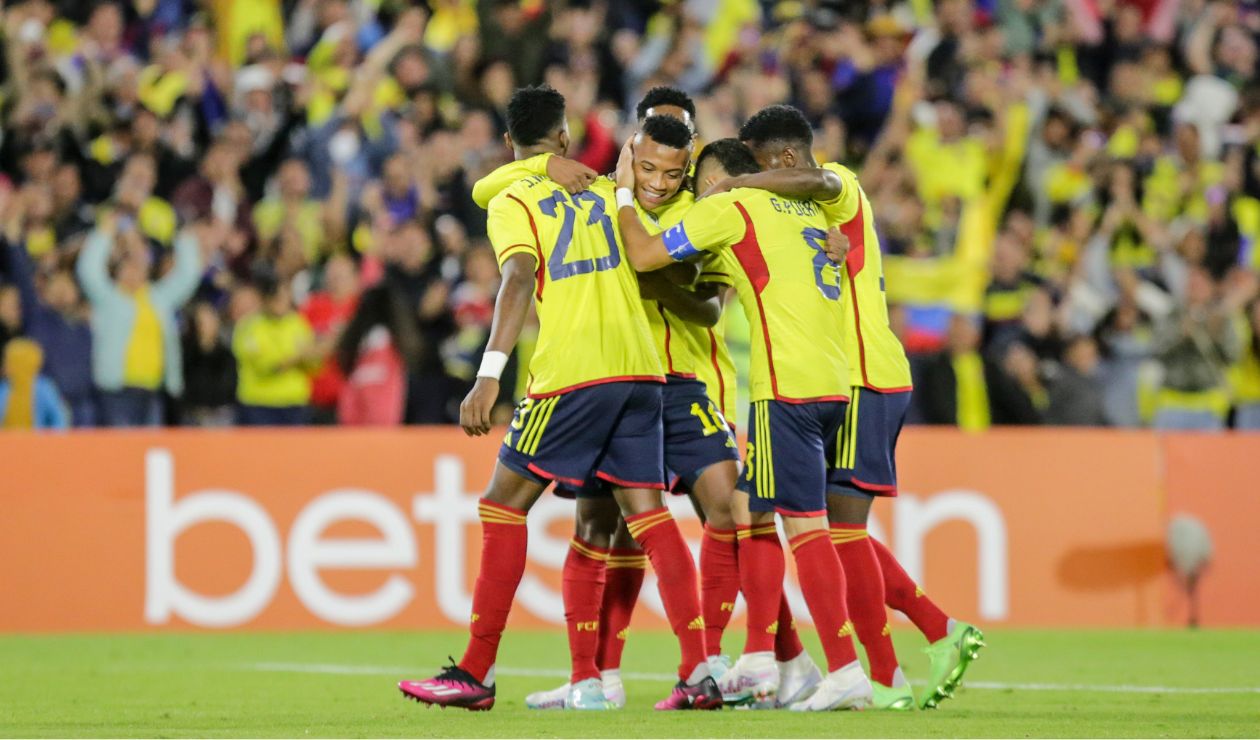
xmin=477 ymin=351 xmax=509 ymax=380
xmin=615 ymin=187 xmax=635 ymax=210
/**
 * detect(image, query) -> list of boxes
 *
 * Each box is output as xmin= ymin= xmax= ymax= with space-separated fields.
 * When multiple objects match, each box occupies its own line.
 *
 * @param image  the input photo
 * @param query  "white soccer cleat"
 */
xmin=524 ymin=682 xmax=569 ymax=710
xmin=706 ymin=654 xmax=733 ymax=683
xmin=600 ymin=669 xmax=627 ymax=709
xmin=718 ymin=651 xmax=779 ymax=706
xmin=787 ymin=660 xmax=873 ymax=711
xmin=777 ymin=650 xmax=823 ymax=706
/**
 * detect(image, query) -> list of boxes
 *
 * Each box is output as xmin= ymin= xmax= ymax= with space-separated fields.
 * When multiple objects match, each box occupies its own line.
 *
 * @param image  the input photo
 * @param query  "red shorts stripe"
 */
xmin=595 ymin=470 xmax=667 ymax=490
xmin=527 ymin=462 xmax=585 ymax=488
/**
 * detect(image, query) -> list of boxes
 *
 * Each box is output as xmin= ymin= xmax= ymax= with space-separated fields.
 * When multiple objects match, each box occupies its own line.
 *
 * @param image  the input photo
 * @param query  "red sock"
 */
xmin=871 ymin=536 xmax=950 ymax=642
xmin=736 ymin=523 xmax=784 ymax=654
xmin=832 ymin=525 xmax=898 ymax=685
xmin=773 ymin=593 xmax=805 ymax=662
xmin=596 ymin=548 xmax=647 ymax=671
xmin=700 ymin=524 xmax=740 ymax=656
xmin=788 ymin=528 xmax=858 ymax=672
xmin=459 ymin=500 xmax=528 ymax=683
xmin=625 ymin=508 xmax=707 ymax=680
xmin=563 ymin=537 xmax=608 ymax=683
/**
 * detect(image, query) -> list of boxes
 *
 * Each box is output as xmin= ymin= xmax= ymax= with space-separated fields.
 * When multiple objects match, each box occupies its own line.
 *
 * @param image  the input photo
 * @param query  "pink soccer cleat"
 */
xmin=654 ymin=676 xmax=723 ymax=710
xmin=399 ymin=661 xmax=496 ymax=711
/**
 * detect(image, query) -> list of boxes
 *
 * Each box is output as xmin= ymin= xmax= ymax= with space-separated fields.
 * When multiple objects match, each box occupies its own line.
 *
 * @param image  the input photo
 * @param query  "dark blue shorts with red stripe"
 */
xmin=498 ymin=380 xmax=666 ymax=491
xmin=827 ymin=387 xmax=911 ymax=497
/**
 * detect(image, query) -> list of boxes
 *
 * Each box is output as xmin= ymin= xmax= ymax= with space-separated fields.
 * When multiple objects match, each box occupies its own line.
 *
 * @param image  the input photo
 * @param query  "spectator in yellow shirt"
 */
xmin=232 ymin=276 xmax=317 ymax=426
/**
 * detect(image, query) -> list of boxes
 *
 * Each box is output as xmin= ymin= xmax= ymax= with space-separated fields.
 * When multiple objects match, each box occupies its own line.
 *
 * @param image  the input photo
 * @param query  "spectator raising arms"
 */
xmin=75 ymin=217 xmax=201 ymax=427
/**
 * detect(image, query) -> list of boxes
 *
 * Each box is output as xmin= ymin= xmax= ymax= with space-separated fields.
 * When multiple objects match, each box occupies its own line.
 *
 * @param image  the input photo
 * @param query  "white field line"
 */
xmin=246 ymin=661 xmax=1260 ymax=695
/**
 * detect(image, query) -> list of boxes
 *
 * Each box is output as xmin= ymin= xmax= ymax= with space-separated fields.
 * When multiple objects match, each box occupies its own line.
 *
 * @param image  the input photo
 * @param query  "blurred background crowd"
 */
xmin=1 ymin=0 xmax=1259 ymax=431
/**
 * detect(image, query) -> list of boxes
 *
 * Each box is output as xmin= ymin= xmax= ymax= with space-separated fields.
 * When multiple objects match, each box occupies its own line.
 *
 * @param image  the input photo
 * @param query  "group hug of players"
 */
xmin=399 ymin=84 xmax=986 ymax=712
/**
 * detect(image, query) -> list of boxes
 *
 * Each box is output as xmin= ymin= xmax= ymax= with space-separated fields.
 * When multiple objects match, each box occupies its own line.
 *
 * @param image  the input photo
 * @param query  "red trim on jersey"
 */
xmin=730 ymin=202 xmax=783 ymax=398
xmin=657 ymin=303 xmax=680 ymax=376
xmin=527 ymin=462 xmax=585 ymax=488
xmin=862 ymin=383 xmax=913 ymax=393
xmin=595 ymin=471 xmax=668 ymax=491
xmin=839 ymin=198 xmax=871 ymax=387
xmin=707 ymin=328 xmax=727 ymax=417
xmin=527 ymin=374 xmax=666 ymax=399
xmin=506 ymin=194 xmax=546 ymax=300
xmin=775 ymin=507 xmax=827 ymax=518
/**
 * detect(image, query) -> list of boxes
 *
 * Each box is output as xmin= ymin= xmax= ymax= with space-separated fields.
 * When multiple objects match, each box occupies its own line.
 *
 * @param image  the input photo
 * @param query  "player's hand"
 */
xmin=460 ymin=378 xmax=500 ymax=436
xmin=700 ymin=175 xmax=743 ymax=199
xmin=547 ymin=156 xmax=597 ymax=195
xmin=614 ymin=137 xmax=636 ymax=193
xmin=824 ymin=225 xmax=850 ymax=264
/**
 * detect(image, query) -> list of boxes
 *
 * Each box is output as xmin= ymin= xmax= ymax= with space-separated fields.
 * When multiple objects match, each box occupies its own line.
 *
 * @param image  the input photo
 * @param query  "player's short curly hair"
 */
xmin=739 ymin=104 xmax=814 ymax=149
xmin=694 ymin=138 xmax=761 ymax=182
xmin=635 ymin=86 xmax=697 ymax=121
xmin=640 ymin=115 xmax=693 ymax=151
xmin=505 ymin=85 xmax=566 ymax=147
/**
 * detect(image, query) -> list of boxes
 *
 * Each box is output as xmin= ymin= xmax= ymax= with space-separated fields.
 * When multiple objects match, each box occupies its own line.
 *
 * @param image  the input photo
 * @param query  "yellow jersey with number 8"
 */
xmin=662 ymin=188 xmax=850 ymax=403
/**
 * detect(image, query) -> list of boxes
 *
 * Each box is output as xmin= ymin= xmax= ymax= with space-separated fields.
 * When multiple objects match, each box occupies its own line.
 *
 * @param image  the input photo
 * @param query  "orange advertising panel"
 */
xmin=0 ymin=428 xmax=1253 ymax=632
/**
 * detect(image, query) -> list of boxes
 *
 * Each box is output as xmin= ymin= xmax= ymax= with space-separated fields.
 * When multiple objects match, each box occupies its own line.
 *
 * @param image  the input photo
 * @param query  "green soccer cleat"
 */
xmin=872 ymin=680 xmax=916 ymax=710
xmin=921 ymin=622 xmax=986 ymax=709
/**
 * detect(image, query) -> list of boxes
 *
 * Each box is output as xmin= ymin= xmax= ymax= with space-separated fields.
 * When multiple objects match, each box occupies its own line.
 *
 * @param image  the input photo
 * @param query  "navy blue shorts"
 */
xmin=663 ymin=376 xmax=739 ymax=492
xmin=499 ymin=381 xmax=666 ymax=490
xmin=738 ymin=399 xmax=847 ymax=516
xmin=559 ymin=376 xmax=737 ymax=499
xmin=828 ymin=387 xmax=911 ymax=497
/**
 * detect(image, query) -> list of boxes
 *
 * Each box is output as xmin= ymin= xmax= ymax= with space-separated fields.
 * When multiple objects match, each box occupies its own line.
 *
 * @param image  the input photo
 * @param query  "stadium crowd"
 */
xmin=1 ymin=0 xmax=1259 ymax=430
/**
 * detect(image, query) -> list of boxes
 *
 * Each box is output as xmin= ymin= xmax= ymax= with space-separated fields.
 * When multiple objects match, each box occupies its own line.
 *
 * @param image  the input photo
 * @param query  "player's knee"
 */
xmin=826 ymin=490 xmax=873 ymax=525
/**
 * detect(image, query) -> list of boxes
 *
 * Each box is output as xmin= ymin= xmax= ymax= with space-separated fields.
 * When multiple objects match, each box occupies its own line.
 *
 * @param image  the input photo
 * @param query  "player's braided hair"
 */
xmin=739 ymin=104 xmax=814 ymax=149
xmin=505 ymin=85 xmax=567 ymax=146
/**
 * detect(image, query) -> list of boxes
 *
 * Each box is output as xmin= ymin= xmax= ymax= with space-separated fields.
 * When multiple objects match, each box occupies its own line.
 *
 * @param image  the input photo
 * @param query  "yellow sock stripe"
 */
xmin=569 ymin=538 xmax=609 ymax=562
xmin=625 ymin=510 xmax=673 ymax=538
xmin=748 ymin=524 xmax=778 ymax=537
xmin=478 ymin=503 xmax=526 ymax=525
xmin=735 ymin=527 xmax=752 ymax=541
xmin=606 ymin=555 xmax=649 ymax=568
xmin=705 ymin=528 xmax=737 ymax=543
xmin=829 ymin=528 xmax=868 ymax=544
xmin=789 ymin=529 xmax=830 ymax=553
xmin=521 ymin=397 xmax=557 ymax=455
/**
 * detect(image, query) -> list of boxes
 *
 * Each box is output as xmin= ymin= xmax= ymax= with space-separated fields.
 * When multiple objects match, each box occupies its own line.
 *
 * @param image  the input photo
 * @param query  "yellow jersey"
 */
xmin=821 ymin=164 xmax=913 ymax=392
xmin=233 ymin=311 xmax=315 ymax=407
xmin=475 ymin=158 xmax=737 ymax=413
xmin=664 ymin=188 xmax=850 ymax=403
xmin=488 ymin=175 xmax=662 ymax=397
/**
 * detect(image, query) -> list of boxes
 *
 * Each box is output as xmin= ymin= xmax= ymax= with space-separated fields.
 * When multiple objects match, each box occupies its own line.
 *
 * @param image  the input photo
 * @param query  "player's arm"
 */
xmin=461 ymin=252 xmax=534 ymax=436
xmin=639 ymin=272 xmax=722 ymax=327
xmin=471 ymin=153 xmax=598 ymax=209
xmin=461 ymin=194 xmax=540 ymax=436
xmin=703 ymin=167 xmax=843 ymax=203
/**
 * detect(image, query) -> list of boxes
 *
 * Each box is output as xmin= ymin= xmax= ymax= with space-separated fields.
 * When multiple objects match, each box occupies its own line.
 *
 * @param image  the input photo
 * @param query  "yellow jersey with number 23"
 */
xmin=487 ymin=175 xmax=662 ymax=397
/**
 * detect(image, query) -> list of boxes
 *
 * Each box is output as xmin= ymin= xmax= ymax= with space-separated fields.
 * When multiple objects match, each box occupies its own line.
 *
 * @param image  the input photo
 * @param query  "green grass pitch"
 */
xmin=2 ymin=629 xmax=1258 ymax=737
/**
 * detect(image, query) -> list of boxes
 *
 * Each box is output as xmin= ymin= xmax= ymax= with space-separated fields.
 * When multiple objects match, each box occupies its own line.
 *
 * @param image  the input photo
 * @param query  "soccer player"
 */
xmin=738 ymin=104 xmax=987 ymax=709
xmin=397 ymin=86 xmax=720 ymax=712
xmin=614 ymin=137 xmax=875 ymax=711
